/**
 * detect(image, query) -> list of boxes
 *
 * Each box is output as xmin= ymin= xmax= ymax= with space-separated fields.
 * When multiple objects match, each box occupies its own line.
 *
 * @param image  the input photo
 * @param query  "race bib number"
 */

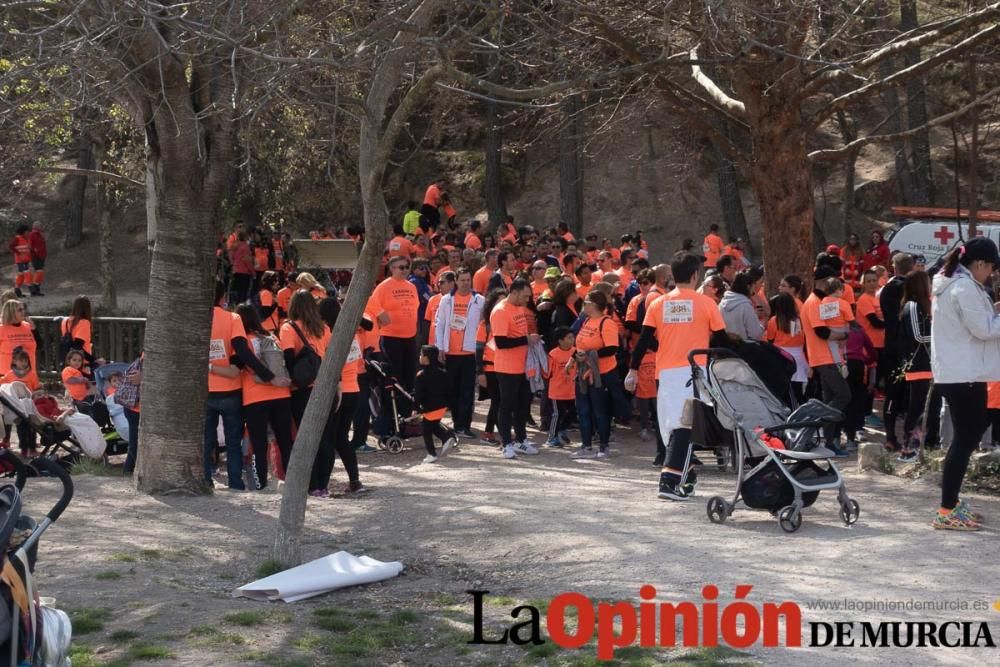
xmin=390 ymin=241 xmax=401 ymax=251
xmin=346 ymin=338 xmax=362 ymax=363
xmin=790 ymin=320 xmax=801 ymax=336
xmin=702 ymin=243 xmax=711 ymax=254
xmin=451 ymin=315 xmax=467 ymax=331
xmin=819 ymin=302 xmax=840 ymax=321
xmin=663 ymin=300 xmax=694 ymax=324
xmin=209 ymin=339 xmax=227 ymax=361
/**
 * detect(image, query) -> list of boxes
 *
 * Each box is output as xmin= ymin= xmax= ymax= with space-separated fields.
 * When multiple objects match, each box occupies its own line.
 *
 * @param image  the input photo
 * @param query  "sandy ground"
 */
xmin=20 ymin=408 xmax=1000 ymax=667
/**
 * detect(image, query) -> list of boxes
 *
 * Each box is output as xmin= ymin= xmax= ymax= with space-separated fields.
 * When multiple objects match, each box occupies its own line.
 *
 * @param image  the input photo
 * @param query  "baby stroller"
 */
xmin=0 ymin=450 xmax=74 ymax=665
xmin=0 ymin=383 xmax=106 ymax=466
xmin=92 ymin=363 xmax=131 ymax=456
xmin=688 ymin=349 xmax=860 ymax=533
xmin=365 ymin=358 xmax=422 ymax=454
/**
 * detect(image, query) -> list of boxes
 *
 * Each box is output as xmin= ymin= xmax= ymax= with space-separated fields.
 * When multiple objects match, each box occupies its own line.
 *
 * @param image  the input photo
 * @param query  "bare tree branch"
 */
xmin=37 ymin=166 xmax=144 ymax=187
xmin=689 ymin=46 xmax=745 ymax=115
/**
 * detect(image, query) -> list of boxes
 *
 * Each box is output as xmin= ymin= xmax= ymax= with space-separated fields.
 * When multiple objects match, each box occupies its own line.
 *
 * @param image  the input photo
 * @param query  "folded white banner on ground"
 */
xmin=232 ymin=551 xmax=404 ymax=603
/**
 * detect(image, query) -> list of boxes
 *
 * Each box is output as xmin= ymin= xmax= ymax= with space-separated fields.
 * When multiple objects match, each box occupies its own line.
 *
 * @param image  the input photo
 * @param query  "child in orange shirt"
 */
xmin=544 ymin=327 xmax=577 ymax=447
xmin=1 ymin=349 xmax=40 ymax=453
xmin=62 ymin=350 xmax=111 ymax=429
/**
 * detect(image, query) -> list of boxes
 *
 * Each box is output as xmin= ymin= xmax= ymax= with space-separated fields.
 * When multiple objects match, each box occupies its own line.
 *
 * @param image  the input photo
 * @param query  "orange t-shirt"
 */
xmin=0 ymin=323 xmax=36 ymax=375
xmin=260 ymin=290 xmax=280 ymax=333
xmin=641 ymin=288 xmax=726 ymax=372
xmin=341 ymin=333 xmax=363 ymax=393
xmin=387 ymin=236 xmax=412 ymax=259
xmin=241 ymin=334 xmax=292 ymax=406
xmin=531 ymin=280 xmax=548 ymax=301
xmin=370 ymin=277 xmax=419 ymax=338
xmin=61 ymin=366 xmax=90 ymax=401
xmin=575 ymin=316 xmax=618 ymax=375
xmin=11 ymin=235 xmax=31 ymax=263
xmin=465 ymin=233 xmax=483 ymax=250
xmin=423 ymin=183 xmax=442 ymax=207
xmin=841 ymin=282 xmax=856 ymax=306
xmin=209 ymin=307 xmax=246 ymax=393
xmin=277 ymin=287 xmax=293 ymax=318
xmin=254 ymin=246 xmax=270 ymax=271
xmin=61 ymin=317 xmax=93 ymax=354
xmin=490 ymin=299 xmax=533 ymax=374
xmin=575 ymin=282 xmax=593 ymax=301
xmin=446 ymin=293 xmax=474 ymax=356
xmin=0 ymin=369 xmax=38 ymax=392
xmin=279 ymin=320 xmax=331 ymax=389
xmin=855 ymin=293 xmax=885 ymax=349
xmin=702 ymin=233 xmax=724 ymax=267
xmin=546 ymin=346 xmax=577 ymax=400
xmin=988 ymin=382 xmax=1000 ymax=409
xmin=766 ymin=316 xmax=805 ymax=348
xmin=800 ymin=293 xmax=853 ymax=368
xmin=426 ymin=293 xmax=442 ymax=346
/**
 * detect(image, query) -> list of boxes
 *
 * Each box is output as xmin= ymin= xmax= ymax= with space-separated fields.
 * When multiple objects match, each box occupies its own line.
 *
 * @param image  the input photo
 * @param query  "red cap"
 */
xmin=826 ymin=244 xmax=841 ymax=256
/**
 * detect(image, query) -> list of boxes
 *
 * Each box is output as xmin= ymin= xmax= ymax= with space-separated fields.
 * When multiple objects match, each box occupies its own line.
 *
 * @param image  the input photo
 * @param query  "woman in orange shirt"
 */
xmin=570 ymin=291 xmax=619 ymax=459
xmin=766 ymin=293 xmax=808 ymax=404
xmin=479 ymin=290 xmax=506 ymax=445
xmin=62 ymin=295 xmax=105 ymax=366
xmin=235 ymin=304 xmax=293 ymax=490
xmin=257 ymin=272 xmax=281 ymax=334
xmin=296 ymin=272 xmax=327 ymax=301
xmin=279 ymin=291 xmax=330 ymax=428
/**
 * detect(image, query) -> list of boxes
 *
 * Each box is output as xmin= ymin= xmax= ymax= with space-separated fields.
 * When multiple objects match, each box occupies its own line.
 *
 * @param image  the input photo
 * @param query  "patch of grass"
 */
xmin=271 ymin=609 xmax=293 ymax=624
xmin=256 ymin=558 xmax=283 ymax=578
xmin=432 ymin=592 xmax=459 ymax=606
xmin=224 ymin=610 xmax=268 ymax=627
xmin=138 ymin=548 xmax=162 ymax=560
xmin=70 ymin=458 xmax=121 ymax=477
xmin=312 ymin=607 xmax=356 ymax=632
xmin=293 ymin=632 xmax=328 ymax=651
xmin=109 ymin=552 xmax=137 ymax=563
xmin=668 ymin=646 xmax=758 ymax=666
xmin=388 ymin=609 xmax=420 ymax=626
xmin=327 ymin=619 xmax=423 ymax=658
xmin=259 ymin=656 xmax=313 ymax=667
xmin=68 ymin=645 xmax=99 ymax=667
xmin=485 ymin=594 xmax=517 ymax=607
xmin=218 ymin=572 xmax=236 ymax=581
xmin=522 ymin=641 xmax=561 ymax=659
xmin=128 ymin=643 xmax=174 ymax=661
xmin=109 ymin=629 xmax=140 ymax=643
xmin=69 ymin=608 xmax=110 ymax=635
xmin=187 ymin=625 xmax=247 ymax=648
xmin=354 ymin=608 xmax=379 ymax=620
xmin=526 ymin=598 xmax=551 ymax=614
xmin=94 ymin=570 xmax=122 ymax=581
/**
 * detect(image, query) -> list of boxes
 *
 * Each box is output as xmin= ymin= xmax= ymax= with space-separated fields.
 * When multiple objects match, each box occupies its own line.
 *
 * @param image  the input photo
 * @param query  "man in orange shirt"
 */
xmin=625 ymin=253 xmax=728 ymax=501
xmin=464 ymin=220 xmax=483 ymax=250
xmin=487 ymin=251 xmax=518 ymax=292
xmin=800 ymin=267 xmax=852 ymax=454
xmin=421 ymin=177 xmax=447 ymax=232
xmin=435 ymin=268 xmax=485 ymax=439
xmin=370 ymin=255 xmax=420 ymax=412
xmin=490 ymin=278 xmax=540 ymax=458
xmin=529 ymin=261 xmax=549 ymax=301
xmin=474 ymin=249 xmax=498 ymax=294
xmin=575 ymin=263 xmax=594 ymax=300
xmin=702 ymin=224 xmax=725 ymax=268
xmin=557 ymin=222 xmax=575 ymax=243
xmin=387 ymin=224 xmax=412 ymax=259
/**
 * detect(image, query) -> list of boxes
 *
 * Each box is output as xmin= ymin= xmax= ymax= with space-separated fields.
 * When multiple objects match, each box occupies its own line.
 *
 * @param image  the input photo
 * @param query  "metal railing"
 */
xmin=30 ymin=316 xmax=145 ymax=378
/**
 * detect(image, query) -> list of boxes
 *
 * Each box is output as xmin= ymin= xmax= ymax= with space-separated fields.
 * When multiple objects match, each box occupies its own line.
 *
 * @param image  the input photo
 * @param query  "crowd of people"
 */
xmin=5 ymin=179 xmax=999 ymax=532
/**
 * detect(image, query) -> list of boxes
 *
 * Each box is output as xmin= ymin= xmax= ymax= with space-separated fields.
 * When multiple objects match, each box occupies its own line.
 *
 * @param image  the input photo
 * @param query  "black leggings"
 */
xmin=485 ymin=371 xmax=500 ymax=433
xmin=989 ymin=408 xmax=1000 ymax=444
xmin=244 ymin=397 xmax=294 ymax=489
xmin=936 ymin=382 xmax=987 ymax=510
xmin=496 ymin=372 xmax=530 ymax=445
xmin=312 ymin=392 xmax=360 ymax=491
xmin=422 ymin=418 xmax=454 ymax=456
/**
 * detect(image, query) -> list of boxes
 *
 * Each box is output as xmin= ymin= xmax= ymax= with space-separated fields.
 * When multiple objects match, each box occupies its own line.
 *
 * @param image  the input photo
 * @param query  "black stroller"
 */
xmin=0 ymin=450 xmax=74 ymax=665
xmin=365 ymin=358 xmax=422 ymax=454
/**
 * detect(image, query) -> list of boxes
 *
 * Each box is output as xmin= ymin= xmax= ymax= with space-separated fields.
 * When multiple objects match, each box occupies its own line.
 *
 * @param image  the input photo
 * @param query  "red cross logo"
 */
xmin=933 ymin=226 xmax=955 ymax=245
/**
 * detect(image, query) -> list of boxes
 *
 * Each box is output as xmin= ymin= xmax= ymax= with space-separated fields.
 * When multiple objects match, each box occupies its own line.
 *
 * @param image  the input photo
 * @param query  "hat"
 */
xmin=961 ymin=237 xmax=1000 ymax=266
xmin=544 ymin=267 xmax=562 ymax=280
xmin=825 ymin=244 xmax=841 ymax=256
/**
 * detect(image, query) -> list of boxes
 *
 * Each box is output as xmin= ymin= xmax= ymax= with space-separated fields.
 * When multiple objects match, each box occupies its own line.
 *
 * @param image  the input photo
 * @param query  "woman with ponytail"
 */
xmin=929 ymin=238 xmax=1000 ymax=531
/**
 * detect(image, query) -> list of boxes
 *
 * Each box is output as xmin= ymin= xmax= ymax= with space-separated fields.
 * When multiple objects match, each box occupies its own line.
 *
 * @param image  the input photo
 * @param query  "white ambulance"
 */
xmin=887 ymin=207 xmax=1000 ymax=265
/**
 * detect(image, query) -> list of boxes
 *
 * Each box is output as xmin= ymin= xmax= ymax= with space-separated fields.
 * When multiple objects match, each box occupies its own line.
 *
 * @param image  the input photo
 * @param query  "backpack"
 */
xmin=58 ymin=318 xmax=77 ymax=363
xmin=288 ymin=322 xmax=321 ymax=388
xmin=253 ymin=335 xmax=290 ymax=385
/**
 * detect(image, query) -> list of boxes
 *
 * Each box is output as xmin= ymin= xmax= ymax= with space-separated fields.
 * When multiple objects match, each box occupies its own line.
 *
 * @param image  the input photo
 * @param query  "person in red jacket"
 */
xmin=862 ymin=230 xmax=891 ymax=272
xmin=8 ymin=225 xmax=32 ymax=299
xmin=27 ymin=222 xmax=46 ymax=296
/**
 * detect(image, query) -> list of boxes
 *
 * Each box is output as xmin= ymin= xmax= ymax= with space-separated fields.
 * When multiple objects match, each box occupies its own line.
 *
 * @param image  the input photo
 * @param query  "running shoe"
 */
xmin=558 ymin=431 xmax=571 ymax=445
xmin=422 ymin=454 xmax=438 ymax=464
xmin=343 ymin=481 xmax=369 ymax=495
xmin=545 ymin=438 xmax=563 ymax=448
xmin=456 ymin=428 xmax=477 ymax=440
xmin=355 ymin=444 xmax=378 ymax=453
xmin=514 ymin=441 xmax=539 ymax=455
xmin=956 ymin=499 xmax=984 ymax=524
xmin=570 ymin=447 xmax=596 ymax=459
xmin=864 ymin=414 xmax=884 ymax=429
xmin=309 ymin=489 xmax=330 ymax=498
xmin=652 ymin=452 xmax=665 ymax=467
xmin=501 ymin=444 xmax=518 ymax=459
xmin=441 ymin=438 xmax=456 ymax=457
xmin=896 ymin=450 xmax=918 ymax=463
xmin=828 ymin=444 xmax=850 ymax=458
xmin=658 ymin=477 xmax=690 ymax=502
xmin=932 ymin=507 xmax=981 ymax=531
xmin=595 ymin=448 xmax=609 ymax=459
xmin=480 ymin=432 xmax=499 ymax=445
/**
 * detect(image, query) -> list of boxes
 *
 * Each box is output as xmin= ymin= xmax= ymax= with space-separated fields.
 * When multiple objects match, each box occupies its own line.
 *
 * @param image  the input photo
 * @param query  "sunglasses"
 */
xmin=393 ymin=264 xmax=410 ymax=270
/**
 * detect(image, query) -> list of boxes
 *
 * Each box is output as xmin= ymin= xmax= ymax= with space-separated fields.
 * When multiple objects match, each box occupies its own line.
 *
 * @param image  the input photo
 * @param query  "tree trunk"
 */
xmin=559 ymin=94 xmax=584 ymax=239
xmin=92 ymin=138 xmax=117 ymax=311
xmin=483 ymin=96 xmax=507 ymax=227
xmin=712 ymin=121 xmax=751 ymax=255
xmin=64 ymin=129 xmax=93 ymax=249
xmin=835 ymin=111 xmax=858 ymax=241
xmin=900 ymin=0 xmax=934 ymax=206
xmin=878 ymin=58 xmax=913 ymax=205
xmin=144 ymin=128 xmax=160 ymax=253
xmin=966 ymin=56 xmax=980 ymax=238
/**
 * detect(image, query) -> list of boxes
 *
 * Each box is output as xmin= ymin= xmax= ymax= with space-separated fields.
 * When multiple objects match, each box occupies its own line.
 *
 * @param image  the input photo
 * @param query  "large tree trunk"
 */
xmin=144 ymin=127 xmax=160 ymax=253
xmin=711 ymin=122 xmax=751 ymax=255
xmin=92 ymin=137 xmax=117 ymax=311
xmin=64 ymin=129 xmax=93 ymax=249
xmin=900 ymin=0 xmax=934 ymax=206
xmin=483 ymin=97 xmax=507 ymax=227
xmin=559 ymin=94 xmax=584 ymax=239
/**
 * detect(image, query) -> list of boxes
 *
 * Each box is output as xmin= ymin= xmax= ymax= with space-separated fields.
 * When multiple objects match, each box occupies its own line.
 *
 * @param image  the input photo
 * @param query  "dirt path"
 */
xmin=23 ymin=413 xmax=1000 ymax=666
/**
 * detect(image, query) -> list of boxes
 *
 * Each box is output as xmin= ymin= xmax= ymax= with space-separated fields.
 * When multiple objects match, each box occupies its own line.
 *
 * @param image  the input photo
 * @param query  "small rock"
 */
xmin=857 ymin=442 xmax=889 ymax=472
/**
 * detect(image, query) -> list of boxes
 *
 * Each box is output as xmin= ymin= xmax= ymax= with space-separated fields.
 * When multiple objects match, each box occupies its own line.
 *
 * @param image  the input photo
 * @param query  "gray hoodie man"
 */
xmin=719 ymin=290 xmax=764 ymax=342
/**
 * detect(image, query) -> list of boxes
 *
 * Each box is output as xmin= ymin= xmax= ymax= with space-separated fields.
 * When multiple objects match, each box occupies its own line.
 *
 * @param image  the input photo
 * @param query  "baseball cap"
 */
xmin=825 ymin=244 xmax=841 ymax=256
xmin=544 ymin=267 xmax=562 ymax=280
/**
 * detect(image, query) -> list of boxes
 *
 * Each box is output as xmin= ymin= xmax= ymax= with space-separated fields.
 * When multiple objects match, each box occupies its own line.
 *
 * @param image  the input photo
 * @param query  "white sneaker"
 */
xmin=502 ymin=444 xmax=518 ymax=459
xmin=514 ymin=441 xmax=539 ymax=455
xmin=423 ymin=454 xmax=438 ymax=464
xmin=441 ymin=438 xmax=456 ymax=457
xmin=570 ymin=447 xmax=596 ymax=459
xmin=595 ymin=448 xmax=610 ymax=459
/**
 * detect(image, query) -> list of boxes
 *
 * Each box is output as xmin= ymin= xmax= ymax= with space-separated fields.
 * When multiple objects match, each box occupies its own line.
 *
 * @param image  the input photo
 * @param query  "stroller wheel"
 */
xmin=385 ymin=436 xmax=404 ymax=454
xmin=707 ymin=496 xmax=730 ymax=524
xmin=778 ymin=505 xmax=802 ymax=533
xmin=840 ymin=499 xmax=860 ymax=526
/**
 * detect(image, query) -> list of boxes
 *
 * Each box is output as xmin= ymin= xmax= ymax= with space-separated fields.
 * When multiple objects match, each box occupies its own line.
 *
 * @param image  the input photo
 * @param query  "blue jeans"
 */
xmin=123 ymin=407 xmax=140 ymax=473
xmin=575 ymin=371 xmax=613 ymax=449
xmin=204 ymin=392 xmax=245 ymax=489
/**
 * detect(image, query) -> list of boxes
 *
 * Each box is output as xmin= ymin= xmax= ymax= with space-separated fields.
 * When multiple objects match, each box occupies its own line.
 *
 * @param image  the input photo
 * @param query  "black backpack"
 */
xmin=288 ymin=322 xmax=322 ymax=388
xmin=58 ymin=318 xmax=78 ymax=363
